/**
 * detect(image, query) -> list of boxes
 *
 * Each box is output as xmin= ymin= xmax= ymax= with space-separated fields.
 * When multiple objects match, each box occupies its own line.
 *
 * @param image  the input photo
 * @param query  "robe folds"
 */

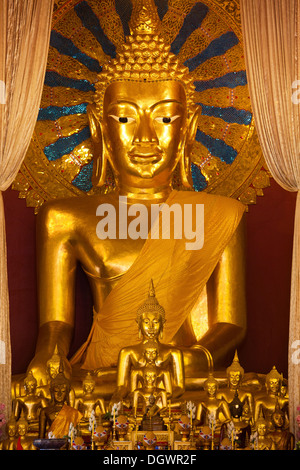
xmin=70 ymin=190 xmax=246 ymax=369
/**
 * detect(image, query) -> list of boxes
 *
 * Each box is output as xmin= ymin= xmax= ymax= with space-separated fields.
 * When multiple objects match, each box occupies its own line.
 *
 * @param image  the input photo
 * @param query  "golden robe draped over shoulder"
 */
xmin=71 ymin=191 xmax=246 ymax=369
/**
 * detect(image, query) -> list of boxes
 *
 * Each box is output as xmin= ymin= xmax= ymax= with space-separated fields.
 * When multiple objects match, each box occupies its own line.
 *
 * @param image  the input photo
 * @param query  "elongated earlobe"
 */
xmin=179 ymin=105 xmax=201 ymax=188
xmin=87 ymin=103 xmax=107 ymax=187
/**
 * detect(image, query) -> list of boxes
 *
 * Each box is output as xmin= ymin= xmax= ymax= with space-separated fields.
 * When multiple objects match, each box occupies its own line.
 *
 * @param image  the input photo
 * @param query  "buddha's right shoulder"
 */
xmin=37 ymin=194 xmax=113 ymax=223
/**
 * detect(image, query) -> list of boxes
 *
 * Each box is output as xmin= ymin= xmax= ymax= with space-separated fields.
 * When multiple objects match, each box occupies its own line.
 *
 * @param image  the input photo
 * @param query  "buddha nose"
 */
xmin=133 ymin=111 xmax=158 ymax=144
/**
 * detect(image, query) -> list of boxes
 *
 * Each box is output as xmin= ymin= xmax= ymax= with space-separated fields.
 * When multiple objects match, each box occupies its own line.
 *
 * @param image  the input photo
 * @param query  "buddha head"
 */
xmin=7 ymin=416 xmax=17 ymax=438
xmin=136 ymin=279 xmax=165 ymax=340
xmin=143 ymin=363 xmax=158 ymax=389
xmin=49 ymin=366 xmax=71 ymax=406
xmin=82 ymin=372 xmax=96 ymax=394
xmin=256 ymin=415 xmax=268 ymax=437
xmin=226 ymin=350 xmax=244 ymax=389
xmin=203 ymin=373 xmax=219 ymax=397
xmin=271 ymin=404 xmax=285 ymax=430
xmin=46 ymin=344 xmax=62 ymax=380
xmin=23 ymin=371 xmax=37 ymax=395
xmin=17 ymin=412 xmax=28 ymax=437
xmin=88 ymin=0 xmax=200 ymax=194
xmin=265 ymin=366 xmax=283 ymax=395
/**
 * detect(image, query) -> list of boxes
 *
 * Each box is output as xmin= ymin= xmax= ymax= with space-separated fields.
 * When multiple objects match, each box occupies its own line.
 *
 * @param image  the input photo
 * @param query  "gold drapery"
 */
xmin=71 ymin=190 xmax=245 ymax=370
xmin=0 ymin=0 xmax=53 ymax=421
xmin=240 ymin=0 xmax=300 ymax=436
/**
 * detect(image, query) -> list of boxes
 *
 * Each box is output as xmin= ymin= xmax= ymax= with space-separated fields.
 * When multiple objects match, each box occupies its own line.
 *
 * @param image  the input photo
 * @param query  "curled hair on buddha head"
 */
xmin=89 ymin=0 xmax=200 ymax=190
xmin=136 ymin=279 xmax=166 ymax=327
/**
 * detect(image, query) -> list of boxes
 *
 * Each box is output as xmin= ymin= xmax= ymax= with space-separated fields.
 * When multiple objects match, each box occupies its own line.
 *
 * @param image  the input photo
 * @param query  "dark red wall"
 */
xmin=3 ymin=179 xmax=297 ymax=378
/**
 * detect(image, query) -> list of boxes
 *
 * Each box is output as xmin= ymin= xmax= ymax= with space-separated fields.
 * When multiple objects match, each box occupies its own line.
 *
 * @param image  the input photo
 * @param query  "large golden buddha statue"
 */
xmin=26 ymin=0 xmax=246 ymax=391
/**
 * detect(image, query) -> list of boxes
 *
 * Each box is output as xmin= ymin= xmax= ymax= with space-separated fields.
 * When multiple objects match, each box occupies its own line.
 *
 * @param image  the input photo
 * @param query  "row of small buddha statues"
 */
xmin=1 ymin=346 xmax=294 ymax=450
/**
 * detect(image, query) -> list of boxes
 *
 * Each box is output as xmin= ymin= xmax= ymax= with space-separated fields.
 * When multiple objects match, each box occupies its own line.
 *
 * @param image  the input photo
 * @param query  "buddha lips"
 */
xmin=95 ymin=195 xmax=204 ymax=251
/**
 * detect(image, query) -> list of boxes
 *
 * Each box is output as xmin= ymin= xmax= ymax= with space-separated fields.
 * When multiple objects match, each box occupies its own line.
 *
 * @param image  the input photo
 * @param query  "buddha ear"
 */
xmin=87 ymin=103 xmax=107 ymax=187
xmin=179 ymin=105 xmax=201 ymax=188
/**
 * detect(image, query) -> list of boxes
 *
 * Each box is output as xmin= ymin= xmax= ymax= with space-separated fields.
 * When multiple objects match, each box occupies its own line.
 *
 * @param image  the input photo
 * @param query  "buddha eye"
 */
xmin=109 ymin=115 xmax=135 ymax=123
xmin=154 ymin=115 xmax=180 ymax=124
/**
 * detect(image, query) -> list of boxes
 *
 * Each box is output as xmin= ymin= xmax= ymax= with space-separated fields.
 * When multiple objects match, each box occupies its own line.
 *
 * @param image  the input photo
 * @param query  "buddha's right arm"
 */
xmin=28 ymin=203 xmax=77 ymax=379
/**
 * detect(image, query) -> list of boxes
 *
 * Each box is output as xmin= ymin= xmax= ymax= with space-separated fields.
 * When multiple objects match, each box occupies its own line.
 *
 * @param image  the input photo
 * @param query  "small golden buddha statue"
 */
xmin=110 ymin=280 xmax=185 ymax=407
xmin=38 ymin=369 xmax=82 ymax=439
xmin=75 ymin=372 xmax=106 ymax=433
xmin=254 ymin=415 xmax=275 ymax=450
xmin=267 ymin=404 xmax=295 ymax=450
xmin=196 ymin=373 xmax=231 ymax=433
xmin=16 ymin=413 xmax=37 ymax=450
xmin=217 ymin=351 xmax=254 ymax=424
xmin=220 ymin=392 xmax=251 ymax=450
xmin=0 ymin=416 xmax=18 ymax=450
xmin=254 ymin=366 xmax=288 ymax=429
xmin=13 ymin=371 xmax=48 ymax=435
xmin=25 ymin=0 xmax=246 ymax=392
xmin=132 ymin=362 xmax=168 ymax=418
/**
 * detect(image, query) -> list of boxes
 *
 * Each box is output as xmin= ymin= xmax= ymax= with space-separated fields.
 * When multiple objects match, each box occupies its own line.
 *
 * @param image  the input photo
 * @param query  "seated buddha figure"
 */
xmin=110 ymin=280 xmax=184 ymax=406
xmin=26 ymin=0 xmax=246 ymax=390
xmin=74 ymin=372 xmax=106 ymax=432
xmin=38 ymin=369 xmax=82 ymax=439
xmin=217 ymin=351 xmax=254 ymax=424
xmin=254 ymin=414 xmax=275 ymax=451
xmin=0 ymin=416 xmax=18 ymax=450
xmin=13 ymin=371 xmax=48 ymax=435
xmin=254 ymin=366 xmax=289 ymax=429
xmin=196 ymin=373 xmax=231 ymax=433
xmin=132 ymin=363 xmax=168 ymax=418
xmin=267 ymin=404 xmax=295 ymax=450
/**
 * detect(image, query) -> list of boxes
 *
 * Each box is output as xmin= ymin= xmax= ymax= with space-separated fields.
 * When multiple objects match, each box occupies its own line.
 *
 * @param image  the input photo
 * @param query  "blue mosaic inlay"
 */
xmin=184 ymin=31 xmax=239 ymax=72
xmin=50 ymin=30 xmax=101 ymax=73
xmin=75 ymin=1 xmax=116 ymax=58
xmin=154 ymin=0 xmax=169 ymax=20
xmin=44 ymin=126 xmax=91 ymax=162
xmin=115 ymin=0 xmax=133 ymax=36
xmin=38 ymin=103 xmax=88 ymax=121
xmin=171 ymin=2 xmax=208 ymax=55
xmin=45 ymin=71 xmax=95 ymax=92
xmin=196 ymin=129 xmax=237 ymax=164
xmin=194 ymin=70 xmax=247 ymax=92
xmin=191 ymin=162 xmax=207 ymax=191
xmin=72 ymin=160 xmax=94 ymax=192
xmin=198 ymin=104 xmax=252 ymax=125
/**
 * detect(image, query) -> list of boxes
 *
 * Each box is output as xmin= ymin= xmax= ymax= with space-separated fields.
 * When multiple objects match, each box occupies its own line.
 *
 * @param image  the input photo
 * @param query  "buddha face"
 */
xmin=24 ymin=379 xmax=36 ymax=394
xmin=272 ymin=412 xmax=284 ymax=428
xmin=144 ymin=370 xmax=157 ymax=388
xmin=47 ymin=362 xmax=60 ymax=379
xmin=257 ymin=422 xmax=267 ymax=437
xmin=144 ymin=348 xmax=158 ymax=363
xmin=140 ymin=312 xmax=162 ymax=339
xmin=83 ymin=381 xmax=95 ymax=394
xmin=205 ymin=382 xmax=217 ymax=397
xmin=51 ymin=383 xmax=68 ymax=404
xmin=95 ymin=80 xmax=191 ymax=191
xmin=228 ymin=371 xmax=242 ymax=388
xmin=8 ymin=423 xmax=17 ymax=437
xmin=17 ymin=422 xmax=27 ymax=437
xmin=267 ymin=378 xmax=280 ymax=394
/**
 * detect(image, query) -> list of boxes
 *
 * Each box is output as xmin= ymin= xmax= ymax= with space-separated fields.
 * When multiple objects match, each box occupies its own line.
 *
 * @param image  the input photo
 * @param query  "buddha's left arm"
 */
xmin=171 ymin=349 xmax=185 ymax=398
xmin=199 ymin=217 xmax=247 ymax=366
